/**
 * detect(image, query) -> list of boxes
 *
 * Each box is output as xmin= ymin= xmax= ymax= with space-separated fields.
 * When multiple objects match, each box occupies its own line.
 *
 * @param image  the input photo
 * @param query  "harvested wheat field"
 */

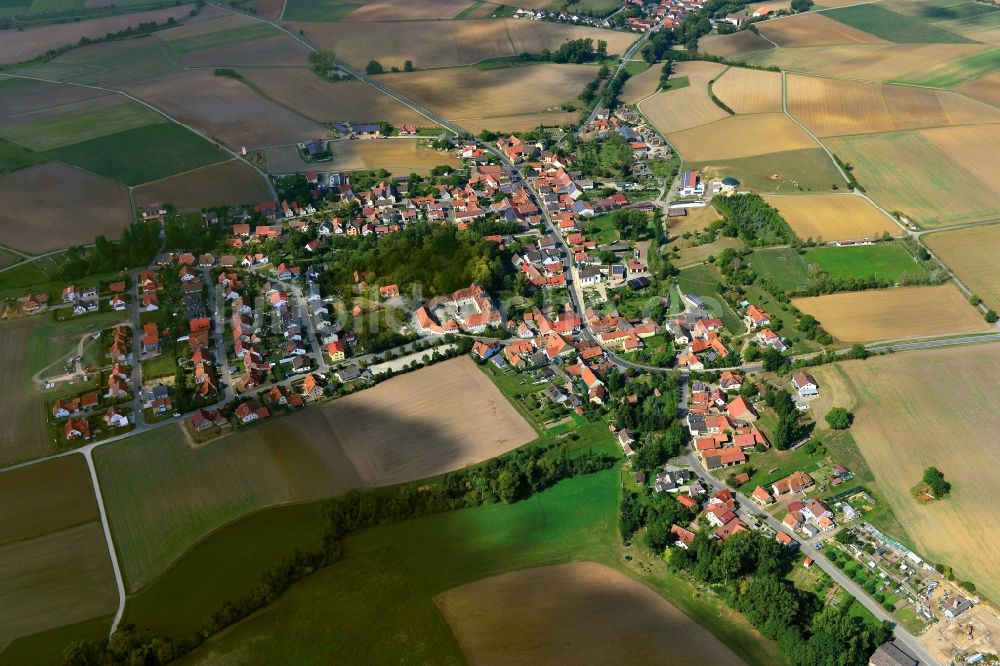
xmin=758 ymin=11 xmax=886 ymax=47
xmin=620 ymin=64 xmax=664 ymax=104
xmin=741 ymin=43 xmax=994 ymax=87
xmin=378 ymin=64 xmax=595 ymax=128
xmin=926 ymin=225 xmax=1000 ymax=312
xmin=134 ymin=159 xmax=270 ymax=211
xmin=921 ymin=124 xmax=1000 ymax=201
xmin=762 ymin=194 xmax=900 ymax=241
xmin=0 ymin=164 xmax=130 ymax=254
xmin=825 ymin=130 xmax=1000 ymax=226
xmin=699 ymin=30 xmax=775 ymax=56
xmin=826 ymin=345 xmax=1000 ymax=600
xmin=323 ymin=357 xmax=536 ymax=486
xmin=241 ymin=69 xmax=425 ymax=126
xmin=668 ymin=113 xmax=816 ymax=161
xmin=639 ymin=61 xmax=729 ymax=134
xmin=0 ymin=5 xmax=195 ymax=64
xmin=787 ymin=74 xmax=1000 ymax=137
xmin=712 ymin=67 xmax=783 ymax=114
xmin=123 ymin=70 xmax=323 ymax=149
xmin=959 ymin=69 xmax=1000 ymax=108
xmin=458 ymin=111 xmax=579 ymax=135
xmin=436 ymin=563 xmax=745 ymax=666
xmin=792 ymin=284 xmax=988 ymax=342
xmin=667 ymin=205 xmax=723 ymax=238
xmin=328 ymin=139 xmax=460 ymax=174
xmin=343 ymin=0 xmax=474 ymax=21
xmin=292 ymin=19 xmax=635 ymax=69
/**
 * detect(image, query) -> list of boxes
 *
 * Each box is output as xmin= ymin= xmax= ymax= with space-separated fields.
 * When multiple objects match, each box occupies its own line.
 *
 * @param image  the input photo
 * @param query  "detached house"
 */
xmin=791 ymin=372 xmax=819 ymax=397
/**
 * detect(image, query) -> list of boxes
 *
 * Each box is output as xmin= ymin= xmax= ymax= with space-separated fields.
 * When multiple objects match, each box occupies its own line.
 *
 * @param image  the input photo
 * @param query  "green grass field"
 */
xmin=173 ymin=470 xmax=785 ymax=666
xmin=281 ymin=0 xmax=359 ymax=21
xmin=803 ymin=244 xmax=928 ymax=282
xmin=749 ymin=247 xmax=812 ymax=291
xmin=12 ymin=41 xmax=181 ymax=88
xmin=0 ymin=138 xmax=46 ymax=176
xmin=664 ymin=74 xmax=690 ymax=91
xmin=825 ymin=4 xmax=973 ymax=43
xmin=168 ymin=23 xmax=280 ymax=54
xmin=676 ymin=263 xmax=744 ymax=332
xmin=46 ymin=123 xmax=228 ymax=186
xmin=897 ymin=46 xmax=1000 ymax=87
xmin=0 ymin=615 xmax=111 ymax=666
xmin=918 ymin=0 xmax=1000 ymax=22
xmin=0 ymin=102 xmax=162 ymax=152
xmin=94 ymin=420 xmax=363 ymax=592
xmin=693 ymin=148 xmax=847 ymax=194
xmin=623 ymin=59 xmax=650 ymax=75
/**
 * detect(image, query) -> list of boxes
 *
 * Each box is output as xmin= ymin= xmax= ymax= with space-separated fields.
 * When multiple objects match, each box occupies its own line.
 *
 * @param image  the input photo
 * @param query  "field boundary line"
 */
xmin=0 ymin=72 xmax=277 ymax=200
xmin=128 ymin=156 xmax=246 ymax=188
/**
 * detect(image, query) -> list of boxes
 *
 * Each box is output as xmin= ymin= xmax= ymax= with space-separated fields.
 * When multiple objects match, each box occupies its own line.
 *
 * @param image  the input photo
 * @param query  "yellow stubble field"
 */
xmin=787 ymin=74 xmax=1000 ymax=137
xmin=762 ymin=193 xmax=901 ymax=241
xmin=638 ymin=61 xmax=729 ymax=134
xmin=816 ymin=345 xmax=1000 ymax=600
xmin=792 ymin=284 xmax=989 ymax=342
xmin=667 ymin=113 xmax=817 ymax=161
xmin=712 ymin=67 xmax=783 ymax=114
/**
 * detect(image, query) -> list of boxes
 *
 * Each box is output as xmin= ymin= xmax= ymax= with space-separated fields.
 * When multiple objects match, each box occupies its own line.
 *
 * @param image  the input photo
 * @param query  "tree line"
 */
xmin=63 ymin=441 xmax=615 ymax=664
xmin=713 ymin=193 xmax=797 ymax=246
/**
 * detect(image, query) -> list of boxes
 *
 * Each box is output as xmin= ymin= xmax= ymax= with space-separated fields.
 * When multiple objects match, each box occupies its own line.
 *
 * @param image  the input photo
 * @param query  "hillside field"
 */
xmin=787 ymin=74 xmax=1000 ymax=137
xmin=639 ymin=61 xmax=729 ymax=135
xmin=289 ymin=19 xmax=636 ymax=70
xmin=97 ymin=357 xmax=535 ymax=591
xmin=328 ymin=139 xmax=461 ymax=175
xmin=825 ymin=129 xmax=1000 ymax=227
xmin=926 ymin=225 xmax=1000 ymax=312
xmin=239 ymin=69 xmax=426 ymax=126
xmin=123 ymin=70 xmax=325 ymax=151
xmin=691 ymin=147 xmax=847 ymax=194
xmin=0 ymin=455 xmax=117 ymax=652
xmin=0 ymin=163 xmax=131 ymax=253
xmin=45 ymin=123 xmax=230 ymax=187
xmin=711 ymin=67 xmax=782 ymax=114
xmin=739 ymin=43 xmax=1000 ymax=87
xmin=757 ymin=11 xmax=886 ymax=47
xmin=0 ymin=4 xmax=195 ymax=64
xmin=667 ymin=113 xmax=818 ymax=161
xmin=376 ymin=64 xmax=595 ymax=131
xmin=133 ymin=159 xmax=271 ymax=211
xmin=174 ymin=471 xmax=785 ymax=666
xmin=792 ymin=284 xmax=988 ymax=342
xmin=436 ymin=563 xmax=745 ymax=666
xmin=818 ymin=345 xmax=1000 ymax=600
xmin=761 ymin=194 xmax=900 ymax=242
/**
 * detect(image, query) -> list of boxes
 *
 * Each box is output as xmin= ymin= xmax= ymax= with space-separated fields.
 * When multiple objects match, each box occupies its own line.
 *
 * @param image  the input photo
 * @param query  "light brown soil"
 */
xmin=321 ymin=356 xmax=536 ymax=487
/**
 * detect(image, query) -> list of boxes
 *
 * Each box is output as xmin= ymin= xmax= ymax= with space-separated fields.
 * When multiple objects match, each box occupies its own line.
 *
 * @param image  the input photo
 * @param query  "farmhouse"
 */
xmin=792 ymin=372 xmax=819 ymax=397
xmin=744 ymin=304 xmax=771 ymax=329
xmin=680 ymin=170 xmax=704 ymax=197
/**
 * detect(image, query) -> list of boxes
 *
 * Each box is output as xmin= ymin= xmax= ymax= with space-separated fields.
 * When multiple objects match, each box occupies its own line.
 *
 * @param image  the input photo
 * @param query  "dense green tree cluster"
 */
xmin=713 ymin=193 xmax=796 ymax=246
xmin=763 ymin=386 xmax=805 ymax=449
xmin=545 ymin=38 xmax=608 ymax=64
xmin=317 ymin=222 xmax=508 ymax=299
xmin=619 ymin=491 xmax=695 ymax=548
xmin=612 ymin=209 xmax=652 ymax=240
xmin=923 ymin=467 xmax=951 ymax=497
xmin=58 ymin=221 xmax=161 ymax=280
xmin=670 ymin=530 xmax=892 ymax=666
xmin=613 ymin=373 xmax=680 ymax=433
xmin=824 ymin=407 xmax=852 ymax=430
